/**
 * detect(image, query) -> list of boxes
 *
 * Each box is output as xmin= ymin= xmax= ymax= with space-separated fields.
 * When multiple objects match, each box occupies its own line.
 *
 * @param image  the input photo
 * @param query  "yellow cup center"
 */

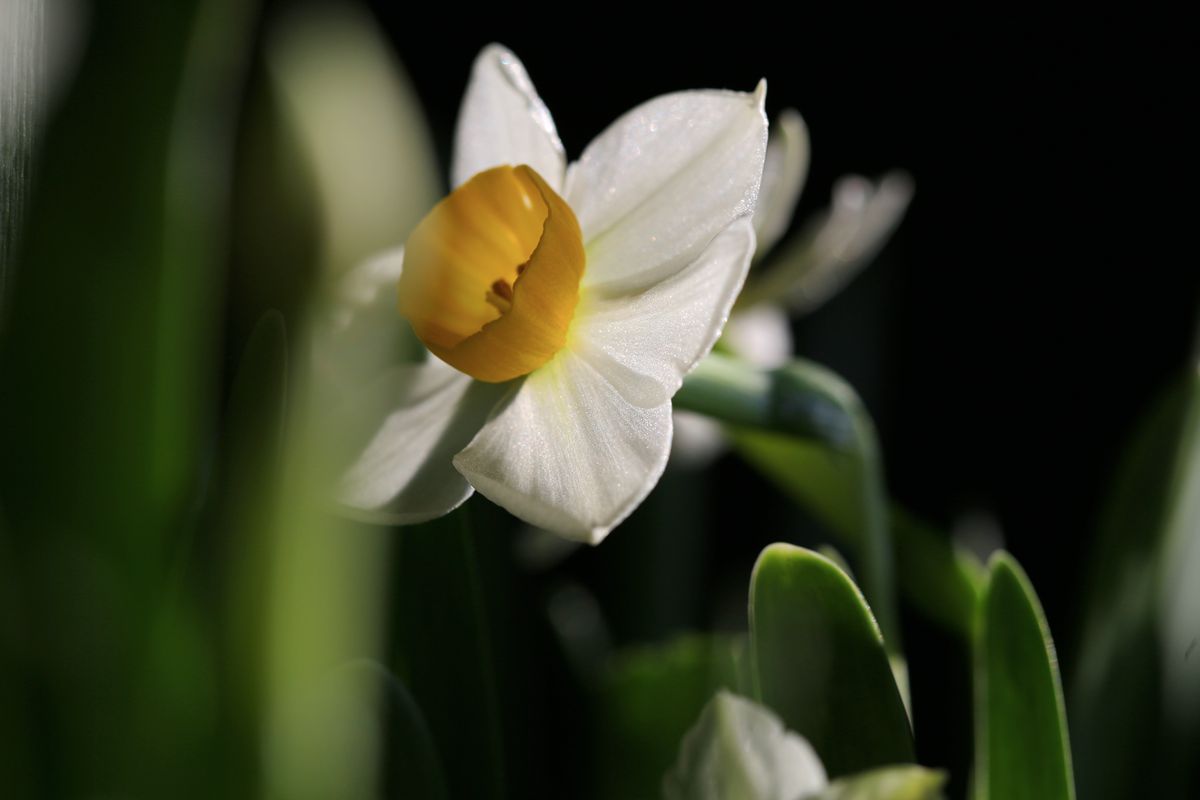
xmin=398 ymin=165 xmax=585 ymax=382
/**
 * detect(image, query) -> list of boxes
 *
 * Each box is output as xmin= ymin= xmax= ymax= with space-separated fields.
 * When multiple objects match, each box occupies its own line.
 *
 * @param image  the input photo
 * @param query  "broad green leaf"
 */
xmin=267 ymin=2 xmax=441 ymax=278
xmin=663 ymin=691 xmax=828 ymax=800
xmin=0 ymin=0 xmax=253 ymax=545
xmin=813 ymin=765 xmax=946 ymax=800
xmin=679 ymin=355 xmax=899 ymax=648
xmin=0 ymin=0 xmax=252 ymax=555
xmin=596 ymin=635 xmax=747 ymax=800
xmin=210 ymin=311 xmax=289 ymax=793
xmin=974 ymin=552 xmax=1075 ymax=800
xmin=749 ymin=544 xmax=913 ymax=777
xmin=0 ymin=2 xmax=254 ymax=794
xmin=260 ymin=505 xmax=391 ymax=800
xmin=259 ymin=340 xmax=393 ymax=800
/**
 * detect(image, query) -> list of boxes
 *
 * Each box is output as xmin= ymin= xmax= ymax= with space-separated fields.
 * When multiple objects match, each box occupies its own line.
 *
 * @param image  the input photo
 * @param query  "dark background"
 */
xmin=371 ymin=4 xmax=1196 ymax=643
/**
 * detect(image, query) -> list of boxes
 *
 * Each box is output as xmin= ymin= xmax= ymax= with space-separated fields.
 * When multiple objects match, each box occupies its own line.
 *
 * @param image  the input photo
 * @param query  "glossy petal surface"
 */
xmin=453 ymin=350 xmax=672 ymax=543
xmin=571 ymin=219 xmax=755 ymax=408
xmin=664 ymin=691 xmax=828 ymax=800
xmin=339 ymin=362 xmax=506 ymax=523
xmin=566 ymin=86 xmax=767 ymax=293
xmin=451 ymin=44 xmax=565 ymax=191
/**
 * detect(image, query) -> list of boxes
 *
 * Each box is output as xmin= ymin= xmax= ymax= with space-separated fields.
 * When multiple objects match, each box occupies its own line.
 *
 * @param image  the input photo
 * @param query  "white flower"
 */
xmin=733 ymin=111 xmax=915 ymax=357
xmin=664 ymin=691 xmax=828 ymax=800
xmin=665 ymin=691 xmax=946 ymax=800
xmin=334 ymin=45 xmax=768 ymax=543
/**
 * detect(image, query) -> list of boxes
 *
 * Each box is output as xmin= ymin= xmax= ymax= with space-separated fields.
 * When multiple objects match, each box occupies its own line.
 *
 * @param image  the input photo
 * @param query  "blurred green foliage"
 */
xmin=0 ymin=2 xmax=1193 ymax=799
xmin=1 ymin=1 xmax=252 ymax=795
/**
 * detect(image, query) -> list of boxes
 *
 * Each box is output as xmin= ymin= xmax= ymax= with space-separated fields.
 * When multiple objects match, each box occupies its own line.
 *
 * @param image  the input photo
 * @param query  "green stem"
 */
xmin=678 ymin=353 xmax=900 ymax=650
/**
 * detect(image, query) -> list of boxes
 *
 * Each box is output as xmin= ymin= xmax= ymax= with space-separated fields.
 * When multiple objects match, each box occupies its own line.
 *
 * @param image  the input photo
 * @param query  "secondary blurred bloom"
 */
xmin=672 ymin=109 xmax=913 ymax=465
xmin=664 ymin=691 xmax=828 ymax=800
xmin=334 ymin=45 xmax=767 ymax=542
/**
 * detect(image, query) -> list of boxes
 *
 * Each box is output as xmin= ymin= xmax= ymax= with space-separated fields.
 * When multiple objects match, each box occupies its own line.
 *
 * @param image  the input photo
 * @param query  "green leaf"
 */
xmin=1072 ymin=360 xmax=1200 ymax=799
xmin=393 ymin=510 xmax=506 ymax=800
xmin=211 ymin=311 xmax=289 ymax=790
xmin=678 ymin=355 xmax=899 ymax=648
xmin=679 ymin=356 xmax=986 ymax=644
xmin=890 ymin=507 xmax=983 ymax=638
xmin=749 ymin=544 xmax=913 ymax=777
xmin=1156 ymin=362 xmax=1200 ymax=764
xmin=663 ymin=690 xmax=828 ymax=800
xmin=813 ymin=765 xmax=946 ymax=800
xmin=974 ymin=552 xmax=1075 ymax=800
xmin=0 ymin=0 xmax=253 ymax=546
xmin=595 ymin=635 xmax=746 ymax=800
xmin=0 ymin=2 xmax=254 ymax=794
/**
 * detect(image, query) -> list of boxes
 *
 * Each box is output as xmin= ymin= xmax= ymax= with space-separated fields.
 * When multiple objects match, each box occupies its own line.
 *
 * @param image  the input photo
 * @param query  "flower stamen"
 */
xmin=486 ymin=278 xmax=514 ymax=314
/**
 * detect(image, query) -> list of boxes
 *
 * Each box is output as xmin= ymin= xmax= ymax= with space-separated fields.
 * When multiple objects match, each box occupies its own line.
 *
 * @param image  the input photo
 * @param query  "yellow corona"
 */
xmin=398 ymin=165 xmax=585 ymax=382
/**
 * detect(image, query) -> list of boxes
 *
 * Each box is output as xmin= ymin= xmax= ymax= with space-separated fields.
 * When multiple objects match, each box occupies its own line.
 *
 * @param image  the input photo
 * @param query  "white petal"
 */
xmin=451 ymin=44 xmax=566 ymax=191
xmin=314 ymin=247 xmax=430 ymax=397
xmin=571 ymin=219 xmax=756 ymax=408
xmin=788 ymin=170 xmax=914 ymax=313
xmin=670 ymin=410 xmax=728 ymax=468
xmin=566 ymin=84 xmax=768 ymax=293
xmin=664 ymin=691 xmax=828 ymax=800
xmin=339 ymin=362 xmax=506 ymax=524
xmin=330 ymin=245 xmax=405 ymax=328
xmin=751 ymin=109 xmax=810 ymax=258
xmin=722 ymin=304 xmax=793 ymax=370
xmin=452 ymin=351 xmax=672 ymax=544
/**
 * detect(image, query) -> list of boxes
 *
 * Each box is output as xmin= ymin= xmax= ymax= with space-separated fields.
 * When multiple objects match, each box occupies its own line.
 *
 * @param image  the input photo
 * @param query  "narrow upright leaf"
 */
xmin=890 ymin=507 xmax=983 ymax=638
xmin=679 ymin=355 xmax=900 ymax=648
xmin=975 ymin=552 xmax=1075 ymax=800
xmin=749 ymin=544 xmax=913 ymax=777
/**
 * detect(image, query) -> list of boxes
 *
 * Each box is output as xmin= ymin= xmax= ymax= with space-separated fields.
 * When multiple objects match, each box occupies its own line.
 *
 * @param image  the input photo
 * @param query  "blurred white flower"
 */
xmin=334 ymin=45 xmax=768 ymax=542
xmin=671 ymin=108 xmax=914 ymax=466
xmin=740 ymin=109 xmax=914 ymax=319
xmin=664 ymin=691 xmax=828 ymax=800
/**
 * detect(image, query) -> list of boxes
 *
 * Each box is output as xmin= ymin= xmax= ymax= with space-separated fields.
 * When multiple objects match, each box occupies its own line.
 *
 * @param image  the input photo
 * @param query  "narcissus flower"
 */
xmin=335 ymin=45 xmax=767 ymax=542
